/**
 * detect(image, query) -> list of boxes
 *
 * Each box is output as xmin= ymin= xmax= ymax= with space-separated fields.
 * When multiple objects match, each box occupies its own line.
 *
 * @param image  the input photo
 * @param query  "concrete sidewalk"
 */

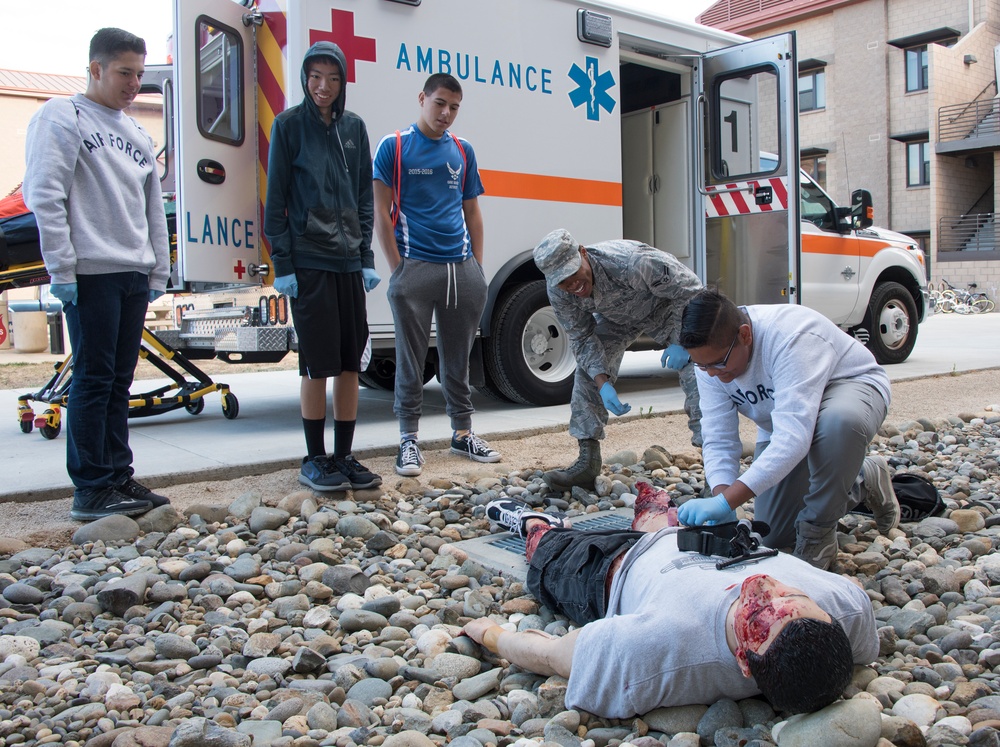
xmin=3 ymin=312 xmax=999 ymax=502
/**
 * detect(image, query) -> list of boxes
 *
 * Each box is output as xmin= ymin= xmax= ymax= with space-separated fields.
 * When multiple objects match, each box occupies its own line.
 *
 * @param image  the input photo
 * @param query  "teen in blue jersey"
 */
xmin=373 ymin=73 xmax=501 ymax=476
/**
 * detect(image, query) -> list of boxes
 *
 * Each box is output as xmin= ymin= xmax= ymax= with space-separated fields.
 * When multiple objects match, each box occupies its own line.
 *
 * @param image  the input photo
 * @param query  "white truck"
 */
xmin=147 ymin=0 xmax=928 ymax=406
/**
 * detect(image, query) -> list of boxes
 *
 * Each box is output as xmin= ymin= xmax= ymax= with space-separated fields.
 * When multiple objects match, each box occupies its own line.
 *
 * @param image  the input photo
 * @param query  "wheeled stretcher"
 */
xmin=2 ymin=203 xmax=240 ymax=439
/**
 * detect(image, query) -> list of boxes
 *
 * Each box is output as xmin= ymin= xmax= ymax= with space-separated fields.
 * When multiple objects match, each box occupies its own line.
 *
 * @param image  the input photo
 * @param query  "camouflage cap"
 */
xmin=533 ymin=229 xmax=582 ymax=286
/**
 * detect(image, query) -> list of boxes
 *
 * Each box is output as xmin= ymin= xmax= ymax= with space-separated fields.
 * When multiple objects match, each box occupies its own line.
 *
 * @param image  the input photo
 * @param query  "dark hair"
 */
xmin=747 ymin=617 xmax=854 ymax=714
xmin=89 ymin=27 xmax=146 ymax=67
xmin=423 ymin=73 xmax=462 ymax=96
xmin=679 ymin=287 xmax=746 ymax=349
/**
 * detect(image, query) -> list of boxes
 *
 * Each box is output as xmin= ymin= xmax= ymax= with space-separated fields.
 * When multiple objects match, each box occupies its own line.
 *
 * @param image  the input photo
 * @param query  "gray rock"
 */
xmin=249 ymin=506 xmax=291 ymax=533
xmin=337 ymin=515 xmax=380 ymax=539
xmin=542 ymin=723 xmax=582 ymax=747
xmin=645 ymin=704 xmax=709 ymax=735
xmin=225 ymin=556 xmax=261 ymax=582
xmin=168 ymin=716 xmax=251 ymax=747
xmin=229 ymin=491 xmax=262 ymax=520
xmin=236 ymin=719 xmax=282 ymax=745
xmin=385 ymin=707 xmax=433 ymax=733
xmin=245 ymin=657 xmax=292 ymax=679
xmin=430 ymin=652 xmax=480 ymax=680
xmin=347 ymin=677 xmax=392 ymax=705
xmin=322 ymin=565 xmax=371 ymax=595
xmin=888 ymin=608 xmax=936 ymax=638
xmin=154 ymin=633 xmax=200 ymax=660
xmin=8 ymin=547 xmax=58 ymax=567
xmin=697 ymin=698 xmax=743 ymax=740
xmin=778 ymin=699 xmax=882 ymax=747
xmin=71 ymin=514 xmax=141 ymax=544
xmin=307 ymin=701 xmax=340 ymax=732
xmin=452 ymin=668 xmax=501 ymax=700
xmin=265 ymin=697 xmax=304 ymax=723
xmin=339 ymin=608 xmax=388 ymax=633
xmin=2 ymin=582 xmax=43 ymax=605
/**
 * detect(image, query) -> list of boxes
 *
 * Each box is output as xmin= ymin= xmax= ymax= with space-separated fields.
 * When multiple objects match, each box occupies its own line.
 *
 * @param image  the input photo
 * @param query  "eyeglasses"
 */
xmin=695 ymin=329 xmax=741 ymax=371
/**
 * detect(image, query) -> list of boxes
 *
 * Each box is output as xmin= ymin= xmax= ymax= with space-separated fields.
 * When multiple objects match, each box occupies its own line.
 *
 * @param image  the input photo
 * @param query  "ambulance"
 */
xmin=147 ymin=0 xmax=928 ymax=407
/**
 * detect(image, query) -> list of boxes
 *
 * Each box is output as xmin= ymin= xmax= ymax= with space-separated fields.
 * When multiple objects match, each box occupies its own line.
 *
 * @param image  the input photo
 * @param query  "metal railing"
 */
xmin=938 ymin=213 xmax=996 ymax=253
xmin=938 ymin=83 xmax=1000 ymax=143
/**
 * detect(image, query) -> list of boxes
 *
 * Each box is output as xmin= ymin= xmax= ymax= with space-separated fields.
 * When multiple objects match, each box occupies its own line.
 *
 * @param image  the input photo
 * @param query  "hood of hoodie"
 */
xmin=300 ymin=41 xmax=347 ymax=122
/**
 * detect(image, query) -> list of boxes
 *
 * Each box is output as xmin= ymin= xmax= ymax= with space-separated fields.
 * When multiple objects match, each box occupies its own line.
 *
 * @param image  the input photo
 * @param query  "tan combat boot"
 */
xmin=543 ymin=439 xmax=602 ymax=492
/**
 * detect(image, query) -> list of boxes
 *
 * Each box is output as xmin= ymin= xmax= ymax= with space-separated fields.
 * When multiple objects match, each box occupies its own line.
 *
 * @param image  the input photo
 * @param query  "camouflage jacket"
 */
xmin=547 ymin=240 xmax=702 ymax=381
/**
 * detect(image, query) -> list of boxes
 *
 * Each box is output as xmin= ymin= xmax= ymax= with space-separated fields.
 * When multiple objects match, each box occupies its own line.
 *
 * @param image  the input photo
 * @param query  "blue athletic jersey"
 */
xmin=373 ymin=124 xmax=485 ymax=263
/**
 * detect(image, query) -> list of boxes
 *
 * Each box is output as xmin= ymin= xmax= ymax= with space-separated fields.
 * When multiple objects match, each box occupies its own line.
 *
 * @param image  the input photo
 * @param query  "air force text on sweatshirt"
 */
xmin=23 ymin=94 xmax=170 ymax=291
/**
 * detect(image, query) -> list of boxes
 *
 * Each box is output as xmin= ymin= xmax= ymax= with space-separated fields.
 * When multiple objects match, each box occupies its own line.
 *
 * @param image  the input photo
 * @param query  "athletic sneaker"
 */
xmin=335 ymin=454 xmax=383 ymax=490
xmin=485 ymin=498 xmax=566 ymax=538
xmin=299 ymin=455 xmax=350 ymax=492
xmin=70 ymin=487 xmax=152 ymax=522
xmin=451 ymin=432 xmax=501 ymax=463
xmin=116 ymin=477 xmax=171 ymax=508
xmin=396 ymin=439 xmax=424 ymax=476
xmin=861 ymin=455 xmax=900 ymax=533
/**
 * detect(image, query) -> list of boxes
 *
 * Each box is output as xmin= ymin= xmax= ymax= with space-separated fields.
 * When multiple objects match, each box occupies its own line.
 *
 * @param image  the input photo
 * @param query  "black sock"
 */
xmin=303 ymin=417 xmax=326 ymax=459
xmin=334 ymin=419 xmax=356 ymax=458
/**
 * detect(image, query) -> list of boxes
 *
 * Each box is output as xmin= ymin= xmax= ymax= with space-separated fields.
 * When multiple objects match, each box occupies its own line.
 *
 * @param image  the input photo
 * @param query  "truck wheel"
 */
xmin=359 ymin=355 xmax=436 ymax=391
xmin=863 ymin=281 xmax=919 ymax=364
xmin=483 ymin=280 xmax=576 ymax=406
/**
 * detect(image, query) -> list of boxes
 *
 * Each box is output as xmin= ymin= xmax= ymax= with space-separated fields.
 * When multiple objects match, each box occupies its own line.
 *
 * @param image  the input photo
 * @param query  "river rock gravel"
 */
xmin=4 ymin=400 xmax=1000 ymax=745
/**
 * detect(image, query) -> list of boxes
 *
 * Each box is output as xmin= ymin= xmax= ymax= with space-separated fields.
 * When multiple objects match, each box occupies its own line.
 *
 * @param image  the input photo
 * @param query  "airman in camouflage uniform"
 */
xmin=534 ymin=229 xmax=703 ymax=491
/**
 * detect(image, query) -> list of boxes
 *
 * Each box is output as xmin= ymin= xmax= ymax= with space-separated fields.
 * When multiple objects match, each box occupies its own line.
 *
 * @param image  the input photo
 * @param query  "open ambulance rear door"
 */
xmin=698 ymin=33 xmax=800 ymax=306
xmin=174 ymin=0 xmax=260 ymax=290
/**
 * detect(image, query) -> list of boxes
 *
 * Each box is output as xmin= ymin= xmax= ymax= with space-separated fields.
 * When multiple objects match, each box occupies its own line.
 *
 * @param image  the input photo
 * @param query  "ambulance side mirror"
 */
xmin=851 ymin=189 xmax=874 ymax=230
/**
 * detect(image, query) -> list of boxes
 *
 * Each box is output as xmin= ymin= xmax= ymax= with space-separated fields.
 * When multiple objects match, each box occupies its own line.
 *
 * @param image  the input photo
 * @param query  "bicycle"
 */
xmin=939 ymin=279 xmax=996 ymax=314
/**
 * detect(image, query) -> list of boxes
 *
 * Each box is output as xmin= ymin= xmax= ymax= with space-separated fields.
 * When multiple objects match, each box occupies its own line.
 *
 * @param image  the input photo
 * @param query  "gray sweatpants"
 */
xmin=567 ymin=321 xmax=702 ymax=445
xmin=387 ymin=257 xmax=487 ymax=434
xmin=752 ymin=379 xmax=888 ymax=549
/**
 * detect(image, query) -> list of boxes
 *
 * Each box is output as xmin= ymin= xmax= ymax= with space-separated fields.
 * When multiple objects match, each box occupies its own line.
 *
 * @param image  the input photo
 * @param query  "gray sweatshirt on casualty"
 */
xmin=23 ymin=94 xmax=170 ymax=291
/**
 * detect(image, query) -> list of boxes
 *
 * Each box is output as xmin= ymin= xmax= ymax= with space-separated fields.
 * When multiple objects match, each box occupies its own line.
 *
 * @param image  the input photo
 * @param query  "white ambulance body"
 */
xmin=151 ymin=0 xmax=928 ymax=406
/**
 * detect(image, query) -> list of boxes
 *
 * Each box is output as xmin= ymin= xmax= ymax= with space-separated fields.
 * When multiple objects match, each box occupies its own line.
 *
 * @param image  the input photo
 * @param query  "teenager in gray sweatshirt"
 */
xmin=24 ymin=27 xmax=170 ymax=521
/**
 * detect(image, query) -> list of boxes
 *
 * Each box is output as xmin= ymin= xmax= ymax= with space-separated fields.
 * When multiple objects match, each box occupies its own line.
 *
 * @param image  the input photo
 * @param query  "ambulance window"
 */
xmin=195 ymin=17 xmax=244 ymax=146
xmin=712 ymin=67 xmax=779 ymax=180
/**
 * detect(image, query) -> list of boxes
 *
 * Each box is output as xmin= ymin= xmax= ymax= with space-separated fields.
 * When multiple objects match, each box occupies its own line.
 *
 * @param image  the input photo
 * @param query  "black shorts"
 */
xmin=526 ymin=529 xmax=643 ymax=626
xmin=291 ymin=270 xmax=368 ymax=379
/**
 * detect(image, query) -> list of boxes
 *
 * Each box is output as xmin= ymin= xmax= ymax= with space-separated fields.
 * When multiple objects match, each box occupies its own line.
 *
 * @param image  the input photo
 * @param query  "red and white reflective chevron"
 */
xmin=705 ymin=177 xmax=789 ymax=218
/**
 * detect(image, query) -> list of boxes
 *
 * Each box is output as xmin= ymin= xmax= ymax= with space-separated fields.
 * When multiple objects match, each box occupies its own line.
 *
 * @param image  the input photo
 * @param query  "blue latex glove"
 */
xmin=362 ymin=267 xmax=381 ymax=293
xmin=661 ymin=343 xmax=690 ymax=371
xmin=677 ymin=494 xmax=737 ymax=526
xmin=148 ymin=289 xmax=165 ymax=303
xmin=274 ymin=274 xmax=298 ymax=298
xmin=50 ymin=283 xmax=78 ymax=307
xmin=599 ymin=381 xmax=631 ymax=416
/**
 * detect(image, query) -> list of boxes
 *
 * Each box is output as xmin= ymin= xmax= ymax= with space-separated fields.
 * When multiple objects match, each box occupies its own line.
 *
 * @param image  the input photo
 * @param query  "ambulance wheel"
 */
xmin=222 ymin=393 xmax=240 ymax=420
xmin=483 ymin=280 xmax=575 ymax=406
xmin=39 ymin=411 xmax=61 ymax=440
xmin=863 ymin=281 xmax=919 ymax=365
xmin=19 ymin=419 xmax=33 ymax=434
xmin=185 ymin=398 xmax=205 ymax=415
xmin=359 ymin=355 xmax=435 ymax=390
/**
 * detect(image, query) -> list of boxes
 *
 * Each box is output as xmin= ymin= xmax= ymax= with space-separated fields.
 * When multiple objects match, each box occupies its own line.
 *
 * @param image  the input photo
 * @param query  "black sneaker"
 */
xmin=117 ymin=478 xmax=171 ymax=508
xmin=70 ymin=487 xmax=152 ymax=522
xmin=451 ymin=432 xmax=501 ymax=463
xmin=396 ymin=439 xmax=424 ymax=476
xmin=299 ymin=455 xmax=351 ymax=492
xmin=485 ymin=498 xmax=566 ymax=538
xmin=334 ymin=454 xmax=382 ymax=490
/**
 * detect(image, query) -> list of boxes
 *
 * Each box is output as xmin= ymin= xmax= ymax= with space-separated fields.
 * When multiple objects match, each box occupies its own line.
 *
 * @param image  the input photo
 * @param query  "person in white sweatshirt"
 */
xmin=23 ymin=27 xmax=170 ymax=521
xmin=675 ymin=288 xmax=900 ymax=569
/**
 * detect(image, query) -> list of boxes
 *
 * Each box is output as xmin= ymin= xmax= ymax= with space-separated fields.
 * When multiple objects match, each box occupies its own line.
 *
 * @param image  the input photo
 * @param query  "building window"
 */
xmin=905 ymin=45 xmax=929 ymax=92
xmin=801 ymin=155 xmax=827 ymax=189
xmin=799 ymin=69 xmax=826 ymax=112
xmin=906 ymin=141 xmax=930 ymax=186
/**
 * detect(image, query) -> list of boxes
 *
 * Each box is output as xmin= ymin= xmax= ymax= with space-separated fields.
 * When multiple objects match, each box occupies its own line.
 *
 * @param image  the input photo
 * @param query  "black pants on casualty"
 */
xmin=525 ymin=528 xmax=643 ymax=626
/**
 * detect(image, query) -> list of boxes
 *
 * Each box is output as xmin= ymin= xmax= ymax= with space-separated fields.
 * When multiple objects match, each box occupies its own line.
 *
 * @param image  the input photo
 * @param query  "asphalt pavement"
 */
xmin=3 ymin=312 xmax=998 ymax=503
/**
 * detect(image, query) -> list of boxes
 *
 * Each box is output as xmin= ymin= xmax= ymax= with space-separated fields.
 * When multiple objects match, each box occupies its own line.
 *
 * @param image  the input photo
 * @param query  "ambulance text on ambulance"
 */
xmin=395 ymin=44 xmax=553 ymax=93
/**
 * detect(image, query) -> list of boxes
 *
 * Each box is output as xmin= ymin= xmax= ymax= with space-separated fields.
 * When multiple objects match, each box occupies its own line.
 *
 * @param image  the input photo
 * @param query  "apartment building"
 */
xmin=699 ymin=0 xmax=1000 ymax=295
